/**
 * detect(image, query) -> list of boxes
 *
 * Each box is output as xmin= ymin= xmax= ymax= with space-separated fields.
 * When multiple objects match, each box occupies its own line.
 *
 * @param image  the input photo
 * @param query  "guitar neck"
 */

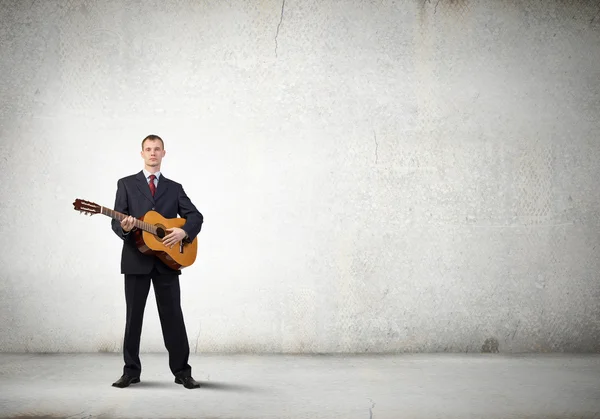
xmin=101 ymin=207 xmax=156 ymax=234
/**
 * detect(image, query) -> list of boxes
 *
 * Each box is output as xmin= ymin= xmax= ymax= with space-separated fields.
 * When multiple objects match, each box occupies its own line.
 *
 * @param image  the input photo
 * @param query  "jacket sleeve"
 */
xmin=111 ymin=178 xmax=134 ymax=241
xmin=177 ymin=185 xmax=203 ymax=242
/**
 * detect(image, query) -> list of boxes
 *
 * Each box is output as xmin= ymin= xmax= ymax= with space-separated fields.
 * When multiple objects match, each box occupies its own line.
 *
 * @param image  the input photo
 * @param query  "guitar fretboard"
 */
xmin=101 ymin=207 xmax=157 ymax=235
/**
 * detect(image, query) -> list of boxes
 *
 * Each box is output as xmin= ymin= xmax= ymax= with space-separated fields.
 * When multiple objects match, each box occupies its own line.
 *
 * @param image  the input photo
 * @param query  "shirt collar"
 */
xmin=143 ymin=169 xmax=161 ymax=180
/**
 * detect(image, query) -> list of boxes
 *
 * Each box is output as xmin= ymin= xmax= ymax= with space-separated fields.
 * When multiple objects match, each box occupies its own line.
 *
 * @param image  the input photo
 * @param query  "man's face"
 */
xmin=141 ymin=139 xmax=166 ymax=168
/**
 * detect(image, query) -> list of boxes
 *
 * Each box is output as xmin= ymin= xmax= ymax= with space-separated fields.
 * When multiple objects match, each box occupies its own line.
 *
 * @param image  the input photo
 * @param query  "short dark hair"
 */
xmin=141 ymin=134 xmax=164 ymax=149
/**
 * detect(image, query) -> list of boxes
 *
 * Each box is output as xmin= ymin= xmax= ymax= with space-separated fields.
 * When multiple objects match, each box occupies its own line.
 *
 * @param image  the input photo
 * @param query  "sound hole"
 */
xmin=156 ymin=227 xmax=166 ymax=239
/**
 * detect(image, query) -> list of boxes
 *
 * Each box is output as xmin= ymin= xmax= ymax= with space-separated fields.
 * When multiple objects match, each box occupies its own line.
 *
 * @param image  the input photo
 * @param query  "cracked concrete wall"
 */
xmin=1 ymin=0 xmax=599 ymax=353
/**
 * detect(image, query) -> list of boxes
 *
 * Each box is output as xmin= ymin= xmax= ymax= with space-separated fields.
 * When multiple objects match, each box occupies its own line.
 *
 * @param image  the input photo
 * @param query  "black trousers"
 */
xmin=122 ymin=267 xmax=192 ymax=378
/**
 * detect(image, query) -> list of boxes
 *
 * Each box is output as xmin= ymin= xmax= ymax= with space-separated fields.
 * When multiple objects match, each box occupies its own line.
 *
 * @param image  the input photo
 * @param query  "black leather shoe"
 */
xmin=175 ymin=376 xmax=201 ymax=389
xmin=112 ymin=374 xmax=140 ymax=388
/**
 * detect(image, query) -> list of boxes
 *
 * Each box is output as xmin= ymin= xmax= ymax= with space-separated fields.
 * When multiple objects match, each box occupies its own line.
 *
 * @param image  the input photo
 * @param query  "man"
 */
xmin=110 ymin=134 xmax=203 ymax=389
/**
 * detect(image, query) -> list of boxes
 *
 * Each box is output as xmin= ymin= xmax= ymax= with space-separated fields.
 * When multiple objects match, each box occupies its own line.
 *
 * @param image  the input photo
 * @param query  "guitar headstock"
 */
xmin=73 ymin=198 xmax=101 ymax=216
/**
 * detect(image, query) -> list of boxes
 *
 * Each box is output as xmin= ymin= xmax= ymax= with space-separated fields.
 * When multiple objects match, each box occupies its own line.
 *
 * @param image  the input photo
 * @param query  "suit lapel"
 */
xmin=154 ymin=175 xmax=169 ymax=202
xmin=136 ymin=171 xmax=155 ymax=205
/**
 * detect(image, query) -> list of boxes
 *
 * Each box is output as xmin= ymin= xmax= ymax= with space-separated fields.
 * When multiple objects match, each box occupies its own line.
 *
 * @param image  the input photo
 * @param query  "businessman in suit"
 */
xmin=110 ymin=134 xmax=203 ymax=389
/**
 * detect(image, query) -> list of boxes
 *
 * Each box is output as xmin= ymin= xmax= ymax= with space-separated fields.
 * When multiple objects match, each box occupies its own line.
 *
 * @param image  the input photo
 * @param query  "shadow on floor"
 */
xmin=122 ymin=379 xmax=261 ymax=393
xmin=198 ymin=381 xmax=260 ymax=392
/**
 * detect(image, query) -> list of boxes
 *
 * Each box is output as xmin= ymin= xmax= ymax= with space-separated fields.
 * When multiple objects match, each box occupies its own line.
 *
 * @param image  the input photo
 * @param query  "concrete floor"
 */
xmin=0 ymin=353 xmax=598 ymax=419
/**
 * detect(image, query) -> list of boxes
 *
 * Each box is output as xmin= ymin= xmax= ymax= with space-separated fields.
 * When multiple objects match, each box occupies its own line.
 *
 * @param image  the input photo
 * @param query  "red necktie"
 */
xmin=149 ymin=174 xmax=156 ymax=196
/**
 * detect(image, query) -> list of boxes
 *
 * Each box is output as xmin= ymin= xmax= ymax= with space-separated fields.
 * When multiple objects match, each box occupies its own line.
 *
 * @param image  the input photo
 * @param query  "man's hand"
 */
xmin=121 ymin=216 xmax=136 ymax=232
xmin=163 ymin=227 xmax=187 ymax=248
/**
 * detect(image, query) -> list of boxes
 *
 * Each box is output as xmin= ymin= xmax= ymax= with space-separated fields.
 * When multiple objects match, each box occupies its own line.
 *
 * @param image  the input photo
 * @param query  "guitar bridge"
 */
xmin=179 ymin=241 xmax=184 ymax=254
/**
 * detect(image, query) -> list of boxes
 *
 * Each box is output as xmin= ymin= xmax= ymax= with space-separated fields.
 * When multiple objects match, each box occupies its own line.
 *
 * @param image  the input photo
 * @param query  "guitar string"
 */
xmin=100 ymin=206 xmax=157 ymax=235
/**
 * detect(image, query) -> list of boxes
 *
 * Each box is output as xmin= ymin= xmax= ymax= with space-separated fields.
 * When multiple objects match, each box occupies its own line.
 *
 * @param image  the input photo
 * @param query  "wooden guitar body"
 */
xmin=133 ymin=210 xmax=197 ymax=270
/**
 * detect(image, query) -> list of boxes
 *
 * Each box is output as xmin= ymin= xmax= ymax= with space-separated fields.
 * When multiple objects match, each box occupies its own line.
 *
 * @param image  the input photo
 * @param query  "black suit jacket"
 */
xmin=111 ymin=171 xmax=203 ymax=275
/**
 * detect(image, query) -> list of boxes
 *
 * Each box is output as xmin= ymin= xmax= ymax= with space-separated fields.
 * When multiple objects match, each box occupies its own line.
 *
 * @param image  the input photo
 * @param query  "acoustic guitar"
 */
xmin=73 ymin=198 xmax=197 ymax=270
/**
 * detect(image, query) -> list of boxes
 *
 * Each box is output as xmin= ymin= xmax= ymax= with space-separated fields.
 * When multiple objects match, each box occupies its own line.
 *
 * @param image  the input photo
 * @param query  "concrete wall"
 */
xmin=1 ymin=0 xmax=599 ymax=353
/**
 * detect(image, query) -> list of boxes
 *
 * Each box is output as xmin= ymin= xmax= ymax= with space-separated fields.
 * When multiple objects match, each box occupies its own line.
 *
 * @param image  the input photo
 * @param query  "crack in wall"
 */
xmin=369 ymin=398 xmax=376 ymax=419
xmin=194 ymin=327 xmax=201 ymax=353
xmin=275 ymin=0 xmax=286 ymax=57
xmin=591 ymin=7 xmax=600 ymax=25
xmin=373 ymin=130 xmax=378 ymax=164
